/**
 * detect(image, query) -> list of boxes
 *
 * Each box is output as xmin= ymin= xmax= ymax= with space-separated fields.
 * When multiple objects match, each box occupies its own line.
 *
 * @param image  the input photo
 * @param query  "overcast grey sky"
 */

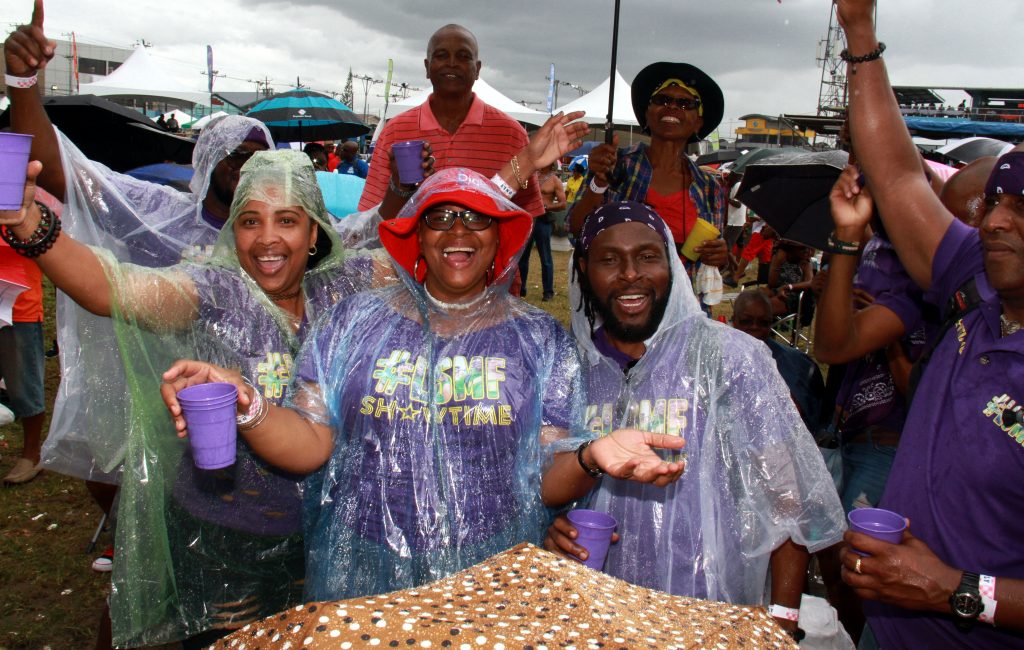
xmin=4 ymin=0 xmax=1020 ymax=138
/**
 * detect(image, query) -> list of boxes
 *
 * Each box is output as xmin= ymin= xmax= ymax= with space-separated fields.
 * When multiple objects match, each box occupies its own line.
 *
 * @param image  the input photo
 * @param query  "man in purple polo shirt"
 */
xmin=836 ymin=0 xmax=1024 ymax=645
xmin=547 ymin=201 xmax=845 ymax=642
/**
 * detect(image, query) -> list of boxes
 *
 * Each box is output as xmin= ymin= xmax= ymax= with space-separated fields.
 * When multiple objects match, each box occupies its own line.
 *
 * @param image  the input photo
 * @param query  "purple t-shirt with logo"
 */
xmin=866 ymin=220 xmax=1024 ymax=649
xmin=291 ymin=288 xmax=581 ymax=600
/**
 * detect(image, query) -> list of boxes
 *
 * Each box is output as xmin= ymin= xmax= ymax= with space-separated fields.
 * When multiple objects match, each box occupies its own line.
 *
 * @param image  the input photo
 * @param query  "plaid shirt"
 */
xmin=576 ymin=142 xmax=726 ymax=233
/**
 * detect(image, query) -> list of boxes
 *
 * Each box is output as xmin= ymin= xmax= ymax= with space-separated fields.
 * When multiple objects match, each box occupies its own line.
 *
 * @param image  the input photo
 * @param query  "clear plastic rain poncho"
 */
xmin=289 ymin=168 xmax=586 ymax=602
xmin=570 ymin=209 xmax=846 ymax=605
xmin=40 ymin=115 xmax=274 ymax=483
xmin=89 ymin=150 xmax=385 ymax=646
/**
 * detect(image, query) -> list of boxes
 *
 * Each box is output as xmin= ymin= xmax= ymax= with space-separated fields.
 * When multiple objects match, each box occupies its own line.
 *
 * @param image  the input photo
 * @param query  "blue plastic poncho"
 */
xmin=288 ymin=168 xmax=586 ymax=601
xmin=570 ymin=211 xmax=846 ymax=604
xmin=40 ymin=115 xmax=274 ymax=483
xmin=87 ymin=150 xmax=390 ymax=646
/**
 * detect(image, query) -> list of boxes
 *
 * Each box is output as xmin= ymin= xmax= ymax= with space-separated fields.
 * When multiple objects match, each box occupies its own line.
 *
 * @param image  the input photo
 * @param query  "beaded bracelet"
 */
xmin=1 ymin=202 xmax=62 ymax=258
xmin=826 ymin=231 xmax=860 ymax=256
xmin=840 ymin=42 xmax=886 ymax=74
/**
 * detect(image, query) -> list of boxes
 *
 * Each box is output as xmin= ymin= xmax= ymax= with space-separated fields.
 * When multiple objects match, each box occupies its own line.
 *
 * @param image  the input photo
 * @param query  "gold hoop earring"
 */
xmin=308 ymin=244 xmax=318 ymax=257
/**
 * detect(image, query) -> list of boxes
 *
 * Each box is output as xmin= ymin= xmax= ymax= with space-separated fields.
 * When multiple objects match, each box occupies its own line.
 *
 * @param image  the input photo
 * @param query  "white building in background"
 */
xmin=36 ymin=37 xmax=134 ymax=97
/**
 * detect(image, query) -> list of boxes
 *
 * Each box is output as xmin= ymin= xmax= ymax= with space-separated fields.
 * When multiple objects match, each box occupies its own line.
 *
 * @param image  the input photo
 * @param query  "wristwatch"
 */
xmin=949 ymin=571 xmax=982 ymax=630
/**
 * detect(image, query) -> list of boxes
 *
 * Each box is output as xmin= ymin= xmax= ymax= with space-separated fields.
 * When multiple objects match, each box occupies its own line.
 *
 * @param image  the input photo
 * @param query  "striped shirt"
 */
xmin=359 ymin=94 xmax=543 ymax=216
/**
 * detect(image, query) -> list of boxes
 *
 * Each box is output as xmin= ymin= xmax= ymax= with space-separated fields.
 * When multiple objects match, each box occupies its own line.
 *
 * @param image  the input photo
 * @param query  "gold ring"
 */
xmin=854 ymin=557 xmax=863 ymax=574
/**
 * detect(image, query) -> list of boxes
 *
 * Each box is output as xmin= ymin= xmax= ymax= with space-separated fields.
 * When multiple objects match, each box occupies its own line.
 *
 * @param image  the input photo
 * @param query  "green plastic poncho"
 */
xmin=97 ymin=150 xmax=388 ymax=646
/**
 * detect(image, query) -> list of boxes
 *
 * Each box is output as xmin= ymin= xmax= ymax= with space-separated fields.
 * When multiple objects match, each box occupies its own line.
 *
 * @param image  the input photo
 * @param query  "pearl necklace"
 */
xmin=423 ymin=286 xmax=487 ymax=311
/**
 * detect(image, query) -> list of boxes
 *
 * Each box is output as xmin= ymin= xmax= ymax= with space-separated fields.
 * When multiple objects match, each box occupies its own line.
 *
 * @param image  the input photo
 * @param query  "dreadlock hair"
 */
xmin=572 ymin=245 xmax=601 ymax=337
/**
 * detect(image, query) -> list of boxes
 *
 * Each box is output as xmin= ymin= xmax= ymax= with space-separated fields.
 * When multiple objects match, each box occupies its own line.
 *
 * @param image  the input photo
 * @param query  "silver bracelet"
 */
xmin=589 ymin=177 xmax=608 ymax=194
xmin=236 ymin=380 xmax=266 ymax=429
xmin=388 ymin=176 xmax=416 ymax=199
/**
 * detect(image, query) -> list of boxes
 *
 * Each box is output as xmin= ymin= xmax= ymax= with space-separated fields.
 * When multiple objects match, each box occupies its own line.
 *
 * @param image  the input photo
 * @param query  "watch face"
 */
xmin=952 ymin=593 xmax=982 ymax=618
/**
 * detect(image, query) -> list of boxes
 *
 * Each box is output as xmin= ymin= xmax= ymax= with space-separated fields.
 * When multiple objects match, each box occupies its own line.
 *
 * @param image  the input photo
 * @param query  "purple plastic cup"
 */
xmin=848 ymin=507 xmax=906 ymax=556
xmin=567 ymin=508 xmax=617 ymax=571
xmin=178 ymin=383 xmax=238 ymax=469
xmin=392 ymin=140 xmax=425 ymax=185
xmin=0 ymin=133 xmax=34 ymax=210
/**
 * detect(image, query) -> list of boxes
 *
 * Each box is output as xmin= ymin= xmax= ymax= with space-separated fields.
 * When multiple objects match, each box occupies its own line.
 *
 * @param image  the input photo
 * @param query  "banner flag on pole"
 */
xmin=206 ymin=45 xmax=214 ymax=93
xmin=546 ymin=63 xmax=556 ymax=114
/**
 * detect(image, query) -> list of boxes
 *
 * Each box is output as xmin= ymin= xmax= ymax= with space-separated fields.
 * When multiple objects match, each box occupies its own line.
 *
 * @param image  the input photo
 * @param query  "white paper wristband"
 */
xmin=768 ymin=603 xmax=800 ymax=622
xmin=5 ymin=73 xmax=38 ymax=89
xmin=589 ymin=177 xmax=608 ymax=194
xmin=490 ymin=174 xmax=516 ymax=199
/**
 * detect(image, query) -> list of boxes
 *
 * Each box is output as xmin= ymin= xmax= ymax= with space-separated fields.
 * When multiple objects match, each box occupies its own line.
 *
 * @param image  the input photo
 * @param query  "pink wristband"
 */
xmin=979 ymin=574 xmax=997 ymax=625
xmin=768 ymin=603 xmax=800 ymax=622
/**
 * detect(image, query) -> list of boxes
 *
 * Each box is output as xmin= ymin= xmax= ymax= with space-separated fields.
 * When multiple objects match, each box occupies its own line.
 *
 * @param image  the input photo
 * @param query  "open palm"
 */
xmin=589 ymin=428 xmax=687 ymax=487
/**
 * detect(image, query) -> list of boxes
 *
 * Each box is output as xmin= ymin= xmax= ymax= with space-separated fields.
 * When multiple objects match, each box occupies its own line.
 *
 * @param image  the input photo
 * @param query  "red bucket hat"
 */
xmin=378 ymin=168 xmax=533 ymax=283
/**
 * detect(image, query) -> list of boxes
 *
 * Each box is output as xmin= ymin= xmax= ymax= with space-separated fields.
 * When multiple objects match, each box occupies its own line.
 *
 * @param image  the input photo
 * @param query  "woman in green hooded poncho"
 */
xmin=0 ymin=150 xmax=392 ymax=647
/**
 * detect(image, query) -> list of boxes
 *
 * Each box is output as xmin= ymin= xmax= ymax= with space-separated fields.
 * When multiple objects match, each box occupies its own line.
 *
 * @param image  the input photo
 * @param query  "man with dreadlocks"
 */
xmin=546 ymin=201 xmax=845 ymax=642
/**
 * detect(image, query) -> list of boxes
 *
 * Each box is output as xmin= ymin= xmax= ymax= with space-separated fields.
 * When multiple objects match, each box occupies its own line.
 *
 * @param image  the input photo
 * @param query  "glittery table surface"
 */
xmin=214 ymin=543 xmax=797 ymax=650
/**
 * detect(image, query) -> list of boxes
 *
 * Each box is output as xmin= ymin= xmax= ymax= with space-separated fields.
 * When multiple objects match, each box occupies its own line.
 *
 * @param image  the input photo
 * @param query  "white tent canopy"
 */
xmin=78 ymin=47 xmax=208 ymax=107
xmin=186 ymin=111 xmax=230 ymax=130
xmin=371 ymin=77 xmax=549 ymax=142
xmin=555 ymin=70 xmax=638 ymax=127
xmin=160 ymin=109 xmax=193 ymax=124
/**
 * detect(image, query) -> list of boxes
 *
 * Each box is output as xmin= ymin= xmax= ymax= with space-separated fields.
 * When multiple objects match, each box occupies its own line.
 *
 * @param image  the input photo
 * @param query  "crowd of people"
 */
xmin=1 ymin=0 xmax=1022 ymax=648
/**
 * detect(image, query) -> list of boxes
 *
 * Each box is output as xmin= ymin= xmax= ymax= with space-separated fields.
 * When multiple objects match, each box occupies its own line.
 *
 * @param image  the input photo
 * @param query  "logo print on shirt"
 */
xmin=982 ymin=393 xmax=1024 ymax=445
xmin=257 ymin=352 xmax=293 ymax=399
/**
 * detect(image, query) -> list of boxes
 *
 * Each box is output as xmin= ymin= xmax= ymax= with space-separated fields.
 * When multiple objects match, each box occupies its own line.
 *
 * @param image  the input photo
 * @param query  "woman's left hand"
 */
xmin=695 ymin=238 xmax=728 ymax=267
xmin=590 ymin=428 xmax=686 ymax=486
xmin=161 ymin=359 xmax=249 ymax=437
xmin=521 ymin=111 xmax=589 ymax=173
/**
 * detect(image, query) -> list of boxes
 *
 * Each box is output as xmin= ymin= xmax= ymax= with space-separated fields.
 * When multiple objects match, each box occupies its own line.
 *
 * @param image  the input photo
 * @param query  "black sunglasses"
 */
xmin=649 ymin=94 xmax=701 ymax=111
xmin=223 ymin=148 xmax=257 ymax=169
xmin=422 ymin=208 xmax=494 ymax=232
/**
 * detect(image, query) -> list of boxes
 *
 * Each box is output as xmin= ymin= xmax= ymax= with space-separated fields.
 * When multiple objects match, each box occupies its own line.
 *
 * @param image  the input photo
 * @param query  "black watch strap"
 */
xmin=950 ymin=571 xmax=982 ymax=630
xmin=576 ymin=440 xmax=604 ymax=478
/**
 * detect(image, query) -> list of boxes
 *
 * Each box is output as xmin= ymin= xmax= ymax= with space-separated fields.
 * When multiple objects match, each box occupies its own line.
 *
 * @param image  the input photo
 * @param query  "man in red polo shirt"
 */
xmin=358 ymin=24 xmax=543 ymax=220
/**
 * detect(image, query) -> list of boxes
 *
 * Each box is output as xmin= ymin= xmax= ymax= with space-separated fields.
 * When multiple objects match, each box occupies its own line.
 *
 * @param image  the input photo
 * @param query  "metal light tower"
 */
xmin=815 ymin=2 xmax=848 ymax=117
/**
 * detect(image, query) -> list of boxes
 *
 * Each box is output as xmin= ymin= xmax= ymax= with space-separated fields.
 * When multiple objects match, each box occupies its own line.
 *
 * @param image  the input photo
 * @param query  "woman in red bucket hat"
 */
xmin=161 ymin=164 xmax=687 ymax=604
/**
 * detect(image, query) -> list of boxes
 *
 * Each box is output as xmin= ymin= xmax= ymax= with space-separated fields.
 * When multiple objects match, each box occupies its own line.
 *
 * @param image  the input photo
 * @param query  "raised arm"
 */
xmin=0 ymin=162 xmax=197 ymax=327
xmin=4 ymin=0 xmax=66 ymax=199
xmin=837 ymin=0 xmax=951 ymax=289
xmin=814 ymin=166 xmax=908 ymax=364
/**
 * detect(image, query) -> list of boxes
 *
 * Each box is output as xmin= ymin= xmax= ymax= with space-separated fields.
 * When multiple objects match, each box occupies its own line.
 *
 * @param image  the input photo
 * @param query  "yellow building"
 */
xmin=735 ymin=114 xmax=815 ymax=146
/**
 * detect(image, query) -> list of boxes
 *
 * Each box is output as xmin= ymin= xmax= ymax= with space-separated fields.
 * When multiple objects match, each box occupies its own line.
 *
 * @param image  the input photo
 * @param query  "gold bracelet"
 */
xmin=510 ymin=155 xmax=528 ymax=190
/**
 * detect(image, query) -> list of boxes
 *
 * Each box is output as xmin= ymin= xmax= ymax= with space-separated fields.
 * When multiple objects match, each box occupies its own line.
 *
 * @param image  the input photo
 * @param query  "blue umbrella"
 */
xmin=568 ymin=155 xmax=589 ymax=172
xmin=126 ymin=163 xmax=194 ymax=192
xmin=247 ymin=88 xmax=370 ymax=142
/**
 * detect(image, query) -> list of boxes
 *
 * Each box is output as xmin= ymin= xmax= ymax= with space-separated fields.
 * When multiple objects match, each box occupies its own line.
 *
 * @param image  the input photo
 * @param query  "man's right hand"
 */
xmin=587 ymin=134 xmax=619 ymax=188
xmin=542 ymin=514 xmax=619 ymax=562
xmin=4 ymin=0 xmax=55 ymax=78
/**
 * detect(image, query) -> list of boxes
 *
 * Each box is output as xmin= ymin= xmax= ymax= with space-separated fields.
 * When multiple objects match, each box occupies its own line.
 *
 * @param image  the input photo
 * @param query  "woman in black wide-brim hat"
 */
xmin=568 ymin=62 xmax=728 ymax=270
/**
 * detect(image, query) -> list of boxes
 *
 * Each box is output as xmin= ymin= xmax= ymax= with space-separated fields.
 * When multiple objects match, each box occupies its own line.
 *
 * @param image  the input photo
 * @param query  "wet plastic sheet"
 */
xmin=570 ymin=214 xmax=846 ymax=604
xmin=40 ymin=116 xmax=274 ymax=483
xmin=75 ymin=150 xmax=381 ymax=646
xmin=288 ymin=168 xmax=586 ymax=601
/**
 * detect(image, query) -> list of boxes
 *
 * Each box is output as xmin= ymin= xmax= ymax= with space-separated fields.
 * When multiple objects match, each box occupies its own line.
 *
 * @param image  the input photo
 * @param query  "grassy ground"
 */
xmin=0 ymin=250 xmax=746 ymax=649
xmin=0 ymin=281 xmax=110 ymax=650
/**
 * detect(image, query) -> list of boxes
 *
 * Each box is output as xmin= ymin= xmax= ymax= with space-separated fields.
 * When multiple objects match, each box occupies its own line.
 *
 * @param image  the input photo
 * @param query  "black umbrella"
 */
xmin=695 ymin=149 xmax=741 ymax=166
xmin=0 ymin=94 xmax=195 ymax=172
xmin=737 ymin=149 xmax=849 ymax=250
xmin=935 ymin=136 xmax=1011 ymax=165
xmin=246 ymin=88 xmax=369 ymax=142
xmin=729 ymin=147 xmax=790 ymax=174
